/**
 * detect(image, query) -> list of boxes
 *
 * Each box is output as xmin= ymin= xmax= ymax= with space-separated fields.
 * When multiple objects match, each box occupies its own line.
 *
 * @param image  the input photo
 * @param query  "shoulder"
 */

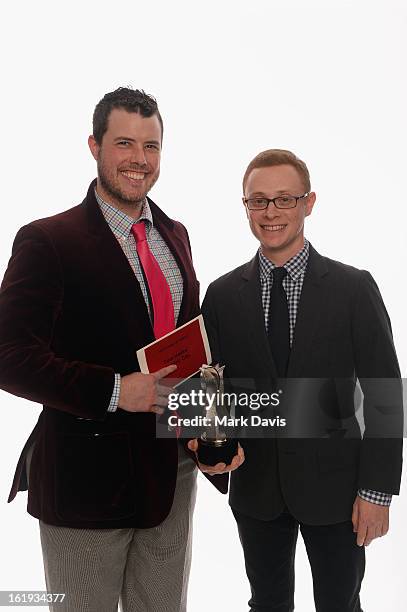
xmin=11 ymin=182 xmax=96 ymax=257
xmin=310 ymin=247 xmax=383 ymax=310
xmin=147 ymin=197 xmax=190 ymax=239
xmin=311 ymin=246 xmax=373 ymax=289
xmin=30 ymin=204 xmax=84 ymax=232
xmin=13 ymin=203 xmax=85 ymax=252
xmin=206 ymin=259 xmax=255 ymax=296
xmin=171 ymin=218 xmax=189 ymax=237
xmin=324 ymin=256 xmax=365 ymax=279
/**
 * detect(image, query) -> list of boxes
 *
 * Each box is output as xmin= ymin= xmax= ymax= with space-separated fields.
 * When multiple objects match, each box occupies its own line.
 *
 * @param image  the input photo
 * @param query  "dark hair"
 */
xmin=92 ymin=87 xmax=163 ymax=144
xmin=242 ymin=149 xmax=311 ymax=193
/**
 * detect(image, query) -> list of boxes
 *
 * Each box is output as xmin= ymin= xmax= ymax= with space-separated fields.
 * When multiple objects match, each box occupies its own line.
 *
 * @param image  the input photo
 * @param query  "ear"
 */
xmin=304 ymin=192 xmax=316 ymax=218
xmin=242 ymin=196 xmax=249 ymax=219
xmin=88 ymin=135 xmax=100 ymax=161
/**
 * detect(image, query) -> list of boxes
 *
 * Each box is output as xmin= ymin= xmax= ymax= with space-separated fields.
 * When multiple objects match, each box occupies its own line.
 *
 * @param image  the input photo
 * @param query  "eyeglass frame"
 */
xmin=243 ymin=192 xmax=310 ymax=210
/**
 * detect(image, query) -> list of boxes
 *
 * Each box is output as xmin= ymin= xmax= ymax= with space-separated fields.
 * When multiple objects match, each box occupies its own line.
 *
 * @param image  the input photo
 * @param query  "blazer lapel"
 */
xmin=287 ymin=245 xmax=329 ymax=376
xmin=148 ymin=198 xmax=195 ymax=325
xmin=81 ymin=183 xmax=197 ymax=348
xmin=238 ymin=254 xmax=279 ymax=381
xmin=82 ymin=181 xmax=154 ymax=345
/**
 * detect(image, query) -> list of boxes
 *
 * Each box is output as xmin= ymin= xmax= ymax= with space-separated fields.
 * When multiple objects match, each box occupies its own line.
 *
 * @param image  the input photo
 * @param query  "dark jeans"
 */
xmin=232 ymin=508 xmax=365 ymax=612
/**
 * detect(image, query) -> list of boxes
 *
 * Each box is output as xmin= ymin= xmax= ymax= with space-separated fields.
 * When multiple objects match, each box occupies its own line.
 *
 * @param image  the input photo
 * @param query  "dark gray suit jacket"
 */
xmin=202 ymin=245 xmax=403 ymax=525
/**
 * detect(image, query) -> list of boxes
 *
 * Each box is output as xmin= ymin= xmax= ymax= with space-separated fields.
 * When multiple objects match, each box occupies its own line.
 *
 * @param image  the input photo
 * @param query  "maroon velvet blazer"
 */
xmin=0 ymin=181 xmax=227 ymax=528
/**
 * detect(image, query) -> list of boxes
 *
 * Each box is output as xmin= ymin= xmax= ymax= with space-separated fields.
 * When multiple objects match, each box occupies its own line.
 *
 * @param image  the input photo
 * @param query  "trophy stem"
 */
xmin=197 ymin=364 xmax=238 ymax=466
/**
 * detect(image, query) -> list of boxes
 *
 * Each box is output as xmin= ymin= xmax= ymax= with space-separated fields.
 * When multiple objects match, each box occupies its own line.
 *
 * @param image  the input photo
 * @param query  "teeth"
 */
xmin=122 ymin=171 xmax=145 ymax=180
xmin=263 ymin=225 xmax=286 ymax=231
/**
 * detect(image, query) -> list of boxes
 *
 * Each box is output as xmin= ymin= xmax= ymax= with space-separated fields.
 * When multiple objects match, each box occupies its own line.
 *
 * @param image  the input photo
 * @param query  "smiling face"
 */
xmin=88 ymin=108 xmax=162 ymax=218
xmin=243 ymin=164 xmax=316 ymax=265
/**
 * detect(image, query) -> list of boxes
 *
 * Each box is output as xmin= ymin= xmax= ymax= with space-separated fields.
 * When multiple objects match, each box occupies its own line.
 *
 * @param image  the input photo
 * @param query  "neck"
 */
xmin=261 ymin=235 xmax=305 ymax=266
xmin=95 ymin=182 xmax=144 ymax=220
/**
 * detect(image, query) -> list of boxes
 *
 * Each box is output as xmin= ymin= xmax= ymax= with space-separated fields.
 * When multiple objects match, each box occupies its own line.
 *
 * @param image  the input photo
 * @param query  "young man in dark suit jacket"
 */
xmin=199 ymin=150 xmax=403 ymax=612
xmin=0 ymin=87 xmax=233 ymax=612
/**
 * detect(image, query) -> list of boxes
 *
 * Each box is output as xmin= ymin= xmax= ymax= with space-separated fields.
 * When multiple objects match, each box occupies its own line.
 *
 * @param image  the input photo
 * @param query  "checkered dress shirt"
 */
xmin=95 ymin=190 xmax=184 ymax=414
xmin=258 ymin=240 xmax=391 ymax=506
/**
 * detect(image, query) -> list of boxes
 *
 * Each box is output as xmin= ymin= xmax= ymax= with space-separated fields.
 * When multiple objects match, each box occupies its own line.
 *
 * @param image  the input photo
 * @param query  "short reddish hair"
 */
xmin=242 ymin=149 xmax=311 ymax=193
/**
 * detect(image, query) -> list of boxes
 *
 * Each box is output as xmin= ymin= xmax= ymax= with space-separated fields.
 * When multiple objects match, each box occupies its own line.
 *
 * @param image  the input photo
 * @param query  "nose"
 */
xmin=263 ymin=201 xmax=281 ymax=219
xmin=129 ymin=145 xmax=147 ymax=167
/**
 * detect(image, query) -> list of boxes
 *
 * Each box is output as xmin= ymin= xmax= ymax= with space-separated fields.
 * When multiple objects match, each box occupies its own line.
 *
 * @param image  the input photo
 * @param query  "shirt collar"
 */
xmin=95 ymin=189 xmax=154 ymax=239
xmin=259 ymin=239 xmax=310 ymax=282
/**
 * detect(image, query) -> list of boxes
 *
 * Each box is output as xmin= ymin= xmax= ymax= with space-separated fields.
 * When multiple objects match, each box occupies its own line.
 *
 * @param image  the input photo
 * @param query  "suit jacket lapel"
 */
xmin=81 ymin=182 xmax=196 ymax=347
xmin=239 ymin=254 xmax=279 ymax=381
xmin=147 ymin=198 xmax=195 ymax=325
xmin=82 ymin=181 xmax=154 ymax=345
xmin=287 ymin=245 xmax=329 ymax=376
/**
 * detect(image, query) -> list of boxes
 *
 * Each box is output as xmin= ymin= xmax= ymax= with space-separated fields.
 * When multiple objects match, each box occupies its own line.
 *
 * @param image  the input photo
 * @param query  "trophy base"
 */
xmin=197 ymin=438 xmax=238 ymax=466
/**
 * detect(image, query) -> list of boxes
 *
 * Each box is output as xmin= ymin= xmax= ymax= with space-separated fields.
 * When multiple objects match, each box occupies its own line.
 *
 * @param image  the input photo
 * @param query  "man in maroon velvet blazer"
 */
xmin=0 ymin=88 xmax=230 ymax=612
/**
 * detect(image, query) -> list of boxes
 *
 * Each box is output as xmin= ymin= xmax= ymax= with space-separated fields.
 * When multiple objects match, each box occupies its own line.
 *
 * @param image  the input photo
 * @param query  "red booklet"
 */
xmin=136 ymin=315 xmax=212 ymax=385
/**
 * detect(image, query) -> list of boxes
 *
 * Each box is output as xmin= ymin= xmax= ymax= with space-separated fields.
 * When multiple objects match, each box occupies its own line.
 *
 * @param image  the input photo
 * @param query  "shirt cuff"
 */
xmin=107 ymin=373 xmax=121 ymax=412
xmin=358 ymin=488 xmax=392 ymax=506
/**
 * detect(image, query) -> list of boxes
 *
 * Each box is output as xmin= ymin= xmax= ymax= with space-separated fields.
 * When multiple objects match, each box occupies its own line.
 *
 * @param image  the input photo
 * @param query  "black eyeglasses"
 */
xmin=244 ymin=193 xmax=309 ymax=210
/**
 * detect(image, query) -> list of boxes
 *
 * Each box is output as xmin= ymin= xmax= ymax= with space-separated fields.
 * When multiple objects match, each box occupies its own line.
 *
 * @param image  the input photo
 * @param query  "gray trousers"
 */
xmin=38 ymin=445 xmax=197 ymax=612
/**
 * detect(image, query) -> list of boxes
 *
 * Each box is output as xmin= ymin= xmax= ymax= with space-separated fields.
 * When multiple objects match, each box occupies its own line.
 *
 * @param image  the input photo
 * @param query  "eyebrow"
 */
xmin=113 ymin=137 xmax=161 ymax=145
xmin=248 ymin=189 xmax=293 ymax=197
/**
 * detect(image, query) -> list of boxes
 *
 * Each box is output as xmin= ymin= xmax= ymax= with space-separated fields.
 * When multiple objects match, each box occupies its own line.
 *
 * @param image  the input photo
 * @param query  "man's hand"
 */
xmin=352 ymin=495 xmax=389 ymax=546
xmin=187 ymin=439 xmax=245 ymax=475
xmin=118 ymin=365 xmax=177 ymax=414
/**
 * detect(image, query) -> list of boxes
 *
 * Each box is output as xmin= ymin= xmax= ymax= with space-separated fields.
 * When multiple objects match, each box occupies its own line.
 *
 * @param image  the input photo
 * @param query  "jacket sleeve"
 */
xmin=352 ymin=270 xmax=403 ymax=493
xmin=0 ymin=224 xmax=115 ymax=420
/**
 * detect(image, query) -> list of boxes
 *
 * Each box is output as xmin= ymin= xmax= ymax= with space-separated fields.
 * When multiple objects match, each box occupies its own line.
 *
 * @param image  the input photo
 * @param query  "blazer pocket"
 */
xmin=317 ymin=440 xmax=359 ymax=473
xmin=54 ymin=431 xmax=137 ymax=522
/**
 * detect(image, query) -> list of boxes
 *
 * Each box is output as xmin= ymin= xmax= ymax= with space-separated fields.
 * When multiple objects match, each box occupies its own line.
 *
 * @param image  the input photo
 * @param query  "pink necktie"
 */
xmin=131 ymin=222 xmax=175 ymax=339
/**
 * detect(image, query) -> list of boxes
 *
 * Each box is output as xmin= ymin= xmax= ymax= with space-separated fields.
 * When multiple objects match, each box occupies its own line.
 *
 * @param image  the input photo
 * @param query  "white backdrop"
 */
xmin=0 ymin=1 xmax=406 ymax=610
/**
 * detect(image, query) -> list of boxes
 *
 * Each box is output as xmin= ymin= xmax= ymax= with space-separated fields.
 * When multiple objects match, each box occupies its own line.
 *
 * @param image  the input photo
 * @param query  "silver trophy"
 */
xmin=197 ymin=364 xmax=238 ymax=466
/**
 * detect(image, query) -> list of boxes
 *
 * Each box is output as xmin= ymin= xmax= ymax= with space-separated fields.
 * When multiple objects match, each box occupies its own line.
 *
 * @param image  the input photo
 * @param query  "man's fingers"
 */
xmin=187 ymin=441 xmax=245 ymax=474
xmin=352 ymin=500 xmax=359 ymax=533
xmin=376 ymin=517 xmax=389 ymax=538
xmin=156 ymin=388 xmax=174 ymax=404
xmin=185 ymin=440 xmax=227 ymax=473
xmin=157 ymin=383 xmax=173 ymax=397
xmin=155 ymin=396 xmax=170 ymax=408
xmin=203 ymin=453 xmax=244 ymax=474
xmin=152 ymin=364 xmax=177 ymax=381
xmin=228 ymin=454 xmax=244 ymax=471
xmin=202 ymin=462 xmax=227 ymax=474
xmin=363 ymin=525 xmax=378 ymax=547
xmin=152 ymin=383 xmax=176 ymax=409
xmin=150 ymin=405 xmax=164 ymax=416
xmin=384 ymin=512 xmax=389 ymax=535
xmin=237 ymin=444 xmax=245 ymax=462
xmin=229 ymin=451 xmax=244 ymax=470
xmin=353 ymin=497 xmax=390 ymax=546
xmin=356 ymin=522 xmax=367 ymax=547
xmin=187 ymin=439 xmax=198 ymax=452
xmin=156 ymin=385 xmax=175 ymax=404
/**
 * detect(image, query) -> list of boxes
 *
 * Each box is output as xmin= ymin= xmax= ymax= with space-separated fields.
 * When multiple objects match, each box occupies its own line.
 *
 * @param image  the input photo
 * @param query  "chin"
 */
xmin=264 ymin=238 xmax=286 ymax=250
xmin=121 ymin=188 xmax=148 ymax=203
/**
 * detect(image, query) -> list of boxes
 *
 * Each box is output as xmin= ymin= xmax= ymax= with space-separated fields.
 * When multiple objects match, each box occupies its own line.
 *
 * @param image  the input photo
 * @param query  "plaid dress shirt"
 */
xmin=95 ymin=190 xmax=183 ymax=415
xmin=259 ymin=240 xmax=391 ymax=506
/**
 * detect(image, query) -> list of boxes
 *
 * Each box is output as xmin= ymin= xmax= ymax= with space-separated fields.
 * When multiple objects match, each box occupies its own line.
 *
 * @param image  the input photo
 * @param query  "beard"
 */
xmin=97 ymin=157 xmax=159 ymax=209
